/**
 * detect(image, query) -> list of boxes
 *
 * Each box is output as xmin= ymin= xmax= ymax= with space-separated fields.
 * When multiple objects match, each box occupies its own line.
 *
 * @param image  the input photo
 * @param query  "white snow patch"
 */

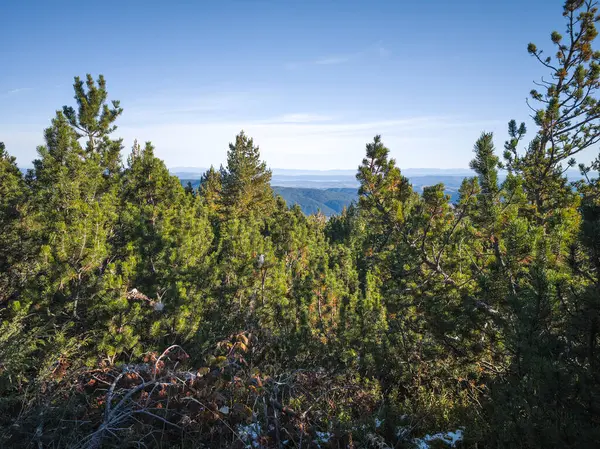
xmin=396 ymin=426 xmax=411 ymax=440
xmin=313 ymin=431 xmax=332 ymax=447
xmin=184 ymin=372 xmax=196 ymax=382
xmin=153 ymin=301 xmax=164 ymax=312
xmin=237 ymin=422 xmax=262 ymax=448
xmin=412 ymin=429 xmax=463 ymax=448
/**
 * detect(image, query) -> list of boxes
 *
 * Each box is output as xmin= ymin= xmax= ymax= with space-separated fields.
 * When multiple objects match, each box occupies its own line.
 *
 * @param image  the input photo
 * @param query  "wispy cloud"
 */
xmin=286 ymin=53 xmax=356 ymax=69
xmin=3 ymin=87 xmax=33 ymax=97
xmin=375 ymin=40 xmax=389 ymax=57
xmin=314 ymin=55 xmax=353 ymax=65
xmin=286 ymin=41 xmax=390 ymax=70
xmin=116 ymin=114 xmax=504 ymax=169
xmin=0 ymin=112 xmax=506 ymax=170
xmin=278 ymin=113 xmax=335 ymax=123
xmin=121 ymin=89 xmax=272 ymax=125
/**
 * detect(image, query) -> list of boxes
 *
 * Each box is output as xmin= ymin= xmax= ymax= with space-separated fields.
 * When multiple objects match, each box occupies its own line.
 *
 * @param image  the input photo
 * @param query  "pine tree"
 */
xmin=63 ymin=74 xmax=123 ymax=177
xmin=355 ymin=135 xmax=418 ymax=276
xmin=221 ymin=131 xmax=274 ymax=219
xmin=477 ymin=4 xmax=600 ymax=444
xmin=198 ymin=165 xmax=223 ymax=220
xmin=102 ymin=141 xmax=215 ymax=359
xmin=0 ymin=143 xmax=37 ymax=388
xmin=506 ymin=0 xmax=600 ymax=216
xmin=0 ymin=142 xmax=28 ymax=305
xmin=23 ymin=75 xmax=123 ymax=371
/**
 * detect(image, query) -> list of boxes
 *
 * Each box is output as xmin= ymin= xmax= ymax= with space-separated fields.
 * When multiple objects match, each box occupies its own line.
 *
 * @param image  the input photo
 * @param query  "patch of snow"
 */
xmin=313 ymin=431 xmax=332 ymax=447
xmin=414 ymin=440 xmax=429 ymax=449
xmin=396 ymin=426 xmax=411 ymax=440
xmin=237 ymin=422 xmax=262 ymax=448
xmin=153 ymin=301 xmax=164 ymax=312
xmin=412 ymin=429 xmax=464 ymax=448
xmin=375 ymin=418 xmax=384 ymax=428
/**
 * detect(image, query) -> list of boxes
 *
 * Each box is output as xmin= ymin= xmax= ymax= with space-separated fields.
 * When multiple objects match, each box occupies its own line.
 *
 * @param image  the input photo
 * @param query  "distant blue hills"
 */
xmin=175 ymin=167 xmax=593 ymax=216
xmin=175 ymin=168 xmax=482 ymax=216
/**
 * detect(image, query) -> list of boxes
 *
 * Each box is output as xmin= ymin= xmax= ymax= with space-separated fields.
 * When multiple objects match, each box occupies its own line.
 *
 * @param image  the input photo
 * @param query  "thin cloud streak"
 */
xmin=1 ymin=115 xmax=510 ymax=170
xmin=277 ymin=113 xmax=335 ymax=123
xmin=314 ymin=55 xmax=353 ymax=65
xmin=286 ymin=41 xmax=390 ymax=69
xmin=121 ymin=116 xmax=501 ymax=139
xmin=2 ymin=87 xmax=33 ymax=97
xmin=121 ymin=90 xmax=271 ymax=125
xmin=8 ymin=88 xmax=32 ymax=94
xmin=115 ymin=115 xmax=505 ymax=169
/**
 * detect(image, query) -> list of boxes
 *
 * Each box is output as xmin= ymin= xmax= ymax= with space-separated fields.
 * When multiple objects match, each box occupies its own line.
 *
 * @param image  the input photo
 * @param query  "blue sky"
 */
xmin=1 ymin=0 xmax=594 ymax=169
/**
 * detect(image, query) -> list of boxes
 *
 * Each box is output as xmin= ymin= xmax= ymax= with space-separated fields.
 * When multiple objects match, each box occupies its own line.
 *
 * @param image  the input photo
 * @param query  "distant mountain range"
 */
xmin=179 ymin=179 xmax=357 ymax=216
xmin=177 ymin=169 xmax=477 ymax=216
xmin=271 ymin=187 xmax=358 ymax=216
xmin=175 ymin=167 xmax=593 ymax=216
xmin=171 ymin=167 xmax=477 ymax=187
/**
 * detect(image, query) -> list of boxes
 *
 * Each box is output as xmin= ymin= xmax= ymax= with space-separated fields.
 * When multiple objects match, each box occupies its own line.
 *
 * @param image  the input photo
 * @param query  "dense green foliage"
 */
xmin=2 ymin=2 xmax=600 ymax=448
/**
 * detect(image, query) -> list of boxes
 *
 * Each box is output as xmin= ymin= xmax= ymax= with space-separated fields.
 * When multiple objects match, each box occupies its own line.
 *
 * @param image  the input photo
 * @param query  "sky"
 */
xmin=1 ymin=0 xmax=596 ymax=170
